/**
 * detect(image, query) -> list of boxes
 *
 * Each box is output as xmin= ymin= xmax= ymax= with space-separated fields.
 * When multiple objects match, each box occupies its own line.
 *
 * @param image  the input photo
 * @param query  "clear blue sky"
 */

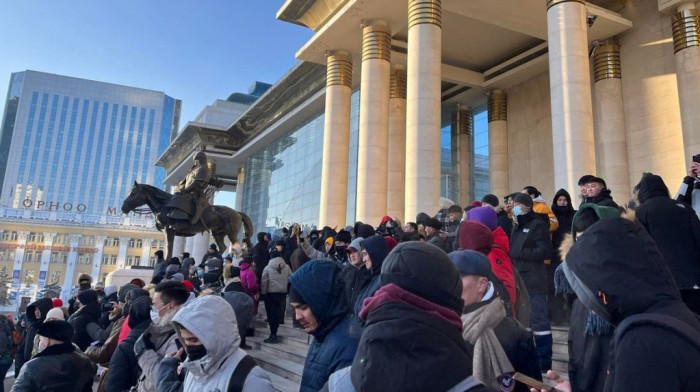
xmin=0 ymin=1 xmax=314 ymax=124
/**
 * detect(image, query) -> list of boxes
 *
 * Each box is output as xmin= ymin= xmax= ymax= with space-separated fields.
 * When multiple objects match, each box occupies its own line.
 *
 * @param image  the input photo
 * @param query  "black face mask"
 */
xmin=185 ymin=344 xmax=207 ymax=361
xmin=335 ymin=246 xmax=347 ymax=256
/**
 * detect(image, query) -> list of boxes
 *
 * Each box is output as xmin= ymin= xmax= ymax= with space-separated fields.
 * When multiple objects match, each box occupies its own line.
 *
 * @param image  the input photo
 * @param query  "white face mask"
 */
xmin=150 ymin=308 xmax=161 ymax=324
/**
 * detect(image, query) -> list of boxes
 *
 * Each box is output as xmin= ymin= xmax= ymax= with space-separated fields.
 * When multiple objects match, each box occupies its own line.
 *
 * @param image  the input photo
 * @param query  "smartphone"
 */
xmin=693 ymin=154 xmax=700 ymax=164
xmin=512 ymin=372 xmax=560 ymax=392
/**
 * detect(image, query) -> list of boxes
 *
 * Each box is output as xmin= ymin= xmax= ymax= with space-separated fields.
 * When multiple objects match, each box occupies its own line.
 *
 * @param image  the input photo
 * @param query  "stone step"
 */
xmin=254 ymin=320 xmax=313 ymax=345
xmin=266 ymin=371 xmax=301 ymax=392
xmin=249 ymin=349 xmax=304 ymax=384
xmin=552 ymin=339 xmax=568 ymax=356
xmin=249 ymin=336 xmax=308 ymax=364
xmin=551 ymin=353 xmax=569 ymax=378
xmin=551 ymin=326 xmax=569 ymax=343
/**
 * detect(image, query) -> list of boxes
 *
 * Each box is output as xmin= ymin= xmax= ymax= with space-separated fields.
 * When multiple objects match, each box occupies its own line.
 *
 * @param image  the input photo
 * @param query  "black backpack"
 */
xmin=227 ymin=354 xmax=259 ymax=392
xmin=616 ymin=313 xmax=700 ymax=349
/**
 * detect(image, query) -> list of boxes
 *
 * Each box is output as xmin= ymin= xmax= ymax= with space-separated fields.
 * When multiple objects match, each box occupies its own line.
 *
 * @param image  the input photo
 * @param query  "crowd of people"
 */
xmin=3 ymin=163 xmax=700 ymax=392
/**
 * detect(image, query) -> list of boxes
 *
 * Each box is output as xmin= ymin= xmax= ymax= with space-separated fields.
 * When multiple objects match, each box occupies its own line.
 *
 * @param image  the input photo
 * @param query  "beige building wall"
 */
xmin=506 ymin=72 xmax=556 ymax=200
xmin=618 ymin=0 xmax=686 ymax=193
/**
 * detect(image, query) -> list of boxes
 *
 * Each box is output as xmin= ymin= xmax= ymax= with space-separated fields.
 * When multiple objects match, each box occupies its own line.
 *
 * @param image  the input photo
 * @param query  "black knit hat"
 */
xmin=210 ymin=243 xmax=217 ymax=250
xmin=77 ymin=289 xmax=98 ymax=305
xmin=513 ymin=193 xmax=533 ymax=208
xmin=335 ymin=230 xmax=352 ymax=244
xmin=380 ymin=242 xmax=464 ymax=315
xmin=37 ymin=320 xmax=74 ymax=342
xmin=481 ymin=194 xmax=500 ymax=207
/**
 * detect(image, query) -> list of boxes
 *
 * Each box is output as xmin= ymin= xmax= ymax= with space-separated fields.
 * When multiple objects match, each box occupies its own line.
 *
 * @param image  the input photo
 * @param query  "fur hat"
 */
xmin=77 ymin=273 xmax=92 ymax=284
xmin=37 ymin=320 xmax=73 ymax=342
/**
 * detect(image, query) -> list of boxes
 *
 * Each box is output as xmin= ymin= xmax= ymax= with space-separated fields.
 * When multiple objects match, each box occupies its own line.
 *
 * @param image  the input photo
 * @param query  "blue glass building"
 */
xmin=0 ymin=70 xmax=180 ymax=215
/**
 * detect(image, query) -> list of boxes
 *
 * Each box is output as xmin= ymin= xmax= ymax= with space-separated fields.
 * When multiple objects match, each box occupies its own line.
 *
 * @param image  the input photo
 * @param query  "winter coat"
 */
xmin=509 ymin=211 xmax=552 ymax=295
xmin=68 ymin=300 xmax=102 ymax=350
xmin=496 ymin=209 xmax=513 ymax=240
xmin=261 ymin=257 xmax=292 ymax=295
xmin=180 ymin=257 xmax=194 ymax=279
xmin=564 ymin=217 xmax=700 ymax=392
xmin=240 ymin=262 xmax=259 ymax=294
xmin=107 ymin=295 xmax=152 ymax=392
xmin=635 ymin=174 xmax=700 ymax=289
xmin=463 ymin=298 xmax=541 ymax=392
xmin=171 ymin=295 xmax=274 ymax=392
xmin=676 ymin=175 xmax=700 ymax=218
xmin=532 ymin=196 xmax=559 ymax=233
xmin=221 ymin=291 xmax=255 ymax=338
xmin=137 ymin=319 xmax=179 ymax=392
xmin=490 ymin=227 xmax=517 ymax=311
xmin=567 ymin=298 xmax=613 ymax=392
xmin=252 ymin=232 xmax=271 ymax=281
xmin=289 ymin=261 xmax=360 ymax=392
xmin=339 ymin=264 xmax=371 ymax=315
xmin=551 ymin=189 xmax=576 ymax=266
xmin=152 ymin=258 xmax=168 ymax=281
xmin=290 ymin=247 xmax=310 ymax=272
xmin=85 ymin=316 xmax=126 ymax=367
xmin=15 ymin=297 xmax=52 ymax=375
xmin=199 ymin=250 xmax=222 ymax=269
xmin=584 ymin=188 xmax=619 ymax=208
xmin=12 ymin=342 xmax=96 ymax=392
xmin=352 ymin=236 xmax=389 ymax=319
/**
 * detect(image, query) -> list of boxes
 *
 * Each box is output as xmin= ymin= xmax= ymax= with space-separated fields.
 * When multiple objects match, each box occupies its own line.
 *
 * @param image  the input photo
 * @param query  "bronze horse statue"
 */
xmin=121 ymin=181 xmax=253 ymax=261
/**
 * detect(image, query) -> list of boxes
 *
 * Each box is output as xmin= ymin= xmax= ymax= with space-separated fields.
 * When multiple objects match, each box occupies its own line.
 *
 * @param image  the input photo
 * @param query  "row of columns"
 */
xmin=319 ymin=0 xmax=442 ymax=227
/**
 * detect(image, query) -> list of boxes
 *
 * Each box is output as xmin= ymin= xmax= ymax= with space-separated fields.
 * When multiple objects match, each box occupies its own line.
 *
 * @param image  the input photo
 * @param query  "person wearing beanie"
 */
xmin=13 ymin=320 xmax=96 ymax=392
xmin=449 ymin=250 xmax=541 ymax=392
xmin=523 ymin=186 xmax=559 ymax=233
xmin=510 ymin=190 xmax=553 ymax=372
xmin=52 ymin=298 xmax=63 ymax=309
xmin=424 ymin=217 xmax=447 ymax=251
xmin=270 ymin=239 xmax=291 ymax=266
xmin=199 ymin=243 xmax=222 ymax=270
xmin=150 ymin=249 xmax=168 ymax=284
xmin=482 ymin=193 xmax=513 ymax=239
xmin=326 ymin=242 xmax=488 ymax=392
xmin=107 ymin=295 xmax=152 ymax=392
xmin=356 ymin=223 xmax=376 ymax=240
xmin=634 ymin=172 xmax=700 ymax=313
xmin=583 ymin=176 xmax=619 ymax=208
xmin=165 ymin=264 xmax=180 ymax=280
xmin=130 ymin=278 xmax=146 ymax=288
xmin=67 ymin=289 xmax=102 ymax=351
xmin=46 ymin=307 xmax=65 ymax=321
xmin=289 ymin=260 xmax=359 ymax=392
xmin=352 ymin=236 xmax=390 ymax=319
xmin=68 ymin=273 xmax=93 ymax=316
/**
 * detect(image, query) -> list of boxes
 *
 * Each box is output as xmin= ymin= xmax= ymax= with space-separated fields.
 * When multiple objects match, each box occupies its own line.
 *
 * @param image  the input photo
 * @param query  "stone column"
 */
xmin=488 ymin=90 xmax=509 ymax=199
xmin=235 ymin=167 xmax=245 ymax=212
xmin=141 ymin=239 xmax=153 ymax=267
xmin=171 ymin=236 xmax=185 ymax=258
xmin=116 ymin=236 xmax=129 ymax=269
xmin=452 ymin=106 xmax=472 ymax=204
xmin=92 ymin=236 xmax=106 ymax=281
xmin=546 ymin=0 xmax=596 ymax=193
xmin=357 ymin=21 xmax=392 ymax=225
xmin=673 ymin=4 xmax=700 ymax=165
xmin=405 ymin=0 xmax=442 ymax=220
xmin=592 ymin=44 xmax=631 ymax=201
xmin=11 ymin=231 xmax=30 ymax=287
xmin=387 ymin=67 xmax=407 ymax=222
xmin=191 ymin=233 xmax=211 ymax=263
xmin=319 ymin=51 xmax=353 ymax=227
xmin=185 ymin=236 xmax=194 ymax=256
xmin=60 ymin=234 xmax=82 ymax=301
xmin=38 ymin=233 xmax=56 ymax=287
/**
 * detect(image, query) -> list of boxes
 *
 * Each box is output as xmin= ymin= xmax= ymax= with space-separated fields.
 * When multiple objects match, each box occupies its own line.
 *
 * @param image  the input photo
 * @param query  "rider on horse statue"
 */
xmin=167 ymin=151 xmax=211 ymax=229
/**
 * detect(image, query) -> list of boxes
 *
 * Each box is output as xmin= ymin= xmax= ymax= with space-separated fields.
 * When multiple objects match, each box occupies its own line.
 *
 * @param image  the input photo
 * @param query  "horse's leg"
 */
xmin=166 ymin=229 xmax=174 ymax=261
xmin=212 ymin=230 xmax=227 ymax=256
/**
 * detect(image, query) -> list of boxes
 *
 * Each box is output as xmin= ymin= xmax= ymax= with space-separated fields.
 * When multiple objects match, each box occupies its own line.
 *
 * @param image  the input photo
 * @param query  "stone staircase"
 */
xmin=247 ymin=316 xmax=310 ymax=392
xmin=552 ymin=326 xmax=570 ymax=379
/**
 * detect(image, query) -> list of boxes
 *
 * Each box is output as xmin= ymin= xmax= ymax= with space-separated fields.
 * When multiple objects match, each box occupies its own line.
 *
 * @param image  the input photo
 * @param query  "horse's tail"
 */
xmin=240 ymin=212 xmax=254 ymax=239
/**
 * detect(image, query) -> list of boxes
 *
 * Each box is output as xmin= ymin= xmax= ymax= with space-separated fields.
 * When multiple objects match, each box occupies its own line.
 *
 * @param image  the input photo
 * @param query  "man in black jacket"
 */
xmin=584 ymin=176 xmax=619 ymax=208
xmin=14 ymin=297 xmax=53 ymax=375
xmin=450 ymin=249 xmax=541 ymax=392
xmin=509 ymin=192 xmax=553 ymax=372
xmin=67 ymin=289 xmax=102 ymax=351
xmin=13 ymin=320 xmax=96 ymax=392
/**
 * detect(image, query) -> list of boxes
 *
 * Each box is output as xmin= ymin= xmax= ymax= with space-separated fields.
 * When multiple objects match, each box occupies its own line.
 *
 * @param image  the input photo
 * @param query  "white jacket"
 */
xmin=261 ymin=257 xmax=292 ymax=295
xmin=172 ymin=295 xmax=275 ymax=392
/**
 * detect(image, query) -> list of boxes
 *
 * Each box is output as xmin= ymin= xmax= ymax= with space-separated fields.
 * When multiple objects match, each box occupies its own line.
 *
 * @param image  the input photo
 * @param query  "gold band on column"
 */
xmin=362 ymin=25 xmax=391 ymax=62
xmin=454 ymin=109 xmax=472 ymax=135
xmin=546 ymin=0 xmax=585 ymax=10
xmin=390 ymin=69 xmax=407 ymax=99
xmin=487 ymin=91 xmax=507 ymax=122
xmin=592 ymin=45 xmax=621 ymax=82
xmin=408 ymin=0 xmax=442 ymax=29
xmin=237 ymin=167 xmax=245 ymax=185
xmin=672 ymin=9 xmax=700 ymax=53
xmin=207 ymin=161 xmax=217 ymax=177
xmin=326 ymin=53 xmax=353 ymax=88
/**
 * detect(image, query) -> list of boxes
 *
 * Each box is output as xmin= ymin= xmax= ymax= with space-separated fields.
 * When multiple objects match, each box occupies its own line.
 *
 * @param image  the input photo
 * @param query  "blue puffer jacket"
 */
xmin=289 ymin=260 xmax=360 ymax=392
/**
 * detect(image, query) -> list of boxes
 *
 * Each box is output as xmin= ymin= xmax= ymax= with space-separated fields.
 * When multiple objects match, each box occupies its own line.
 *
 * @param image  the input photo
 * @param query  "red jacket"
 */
xmin=490 ymin=227 xmax=517 ymax=311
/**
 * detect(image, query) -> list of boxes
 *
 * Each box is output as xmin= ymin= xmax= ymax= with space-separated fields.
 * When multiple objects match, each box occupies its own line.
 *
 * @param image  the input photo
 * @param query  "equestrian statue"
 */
xmin=121 ymin=151 xmax=253 ymax=260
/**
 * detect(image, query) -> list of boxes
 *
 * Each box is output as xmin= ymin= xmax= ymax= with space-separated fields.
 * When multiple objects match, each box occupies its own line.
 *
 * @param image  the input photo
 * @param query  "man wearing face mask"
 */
xmin=157 ymin=295 xmax=275 ymax=392
xmin=13 ymin=320 xmax=96 ymax=392
xmin=298 ymin=230 xmax=352 ymax=267
xmin=133 ymin=281 xmax=188 ymax=392
xmin=68 ymin=273 xmax=93 ymax=316
xmin=509 ymin=192 xmax=553 ymax=373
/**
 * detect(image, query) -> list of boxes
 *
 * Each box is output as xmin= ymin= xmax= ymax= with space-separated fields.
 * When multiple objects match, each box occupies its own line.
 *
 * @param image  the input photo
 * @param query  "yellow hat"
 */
xmin=325 ymin=237 xmax=334 ymax=246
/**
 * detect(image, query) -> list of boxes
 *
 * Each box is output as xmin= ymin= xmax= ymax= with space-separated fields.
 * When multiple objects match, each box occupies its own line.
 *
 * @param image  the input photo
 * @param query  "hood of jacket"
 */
xmin=266 ymin=256 xmax=287 ymax=272
xmin=563 ymin=217 xmax=683 ymax=325
xmin=26 ymin=297 xmax=53 ymax=323
xmin=492 ymin=226 xmax=510 ymax=253
xmin=256 ymin=232 xmax=267 ymax=243
xmin=362 ymin=236 xmax=389 ymax=276
xmin=552 ymin=188 xmax=575 ymax=213
xmin=173 ymin=295 xmax=239 ymax=379
xmin=532 ymin=195 xmax=547 ymax=204
xmin=128 ymin=295 xmax=152 ymax=328
xmin=117 ymin=284 xmax=138 ymax=304
xmin=635 ymin=173 xmax=670 ymax=204
xmin=288 ymin=260 xmax=347 ymax=341
xmin=456 ymin=221 xmax=493 ymax=255
xmin=72 ymin=300 xmax=101 ymax=320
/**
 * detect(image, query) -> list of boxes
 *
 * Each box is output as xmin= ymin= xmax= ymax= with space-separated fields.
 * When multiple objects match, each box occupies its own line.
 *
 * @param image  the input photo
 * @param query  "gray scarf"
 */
xmin=461 ymin=298 xmax=514 ymax=389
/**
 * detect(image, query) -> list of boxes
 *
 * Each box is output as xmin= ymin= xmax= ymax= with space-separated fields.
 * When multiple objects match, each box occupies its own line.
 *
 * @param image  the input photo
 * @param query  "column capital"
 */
xmin=390 ymin=68 xmax=407 ymax=99
xmin=409 ymin=0 xmax=442 ymax=28
xmin=17 ymin=231 xmax=31 ymax=241
xmin=672 ymin=7 xmax=700 ymax=53
xmin=362 ymin=22 xmax=391 ymax=62
xmin=488 ymin=91 xmax=508 ymax=122
xmin=592 ymin=45 xmax=621 ymax=82
xmin=546 ymin=0 xmax=585 ymax=10
xmin=326 ymin=51 xmax=353 ymax=88
xmin=42 ymin=232 xmax=57 ymax=243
